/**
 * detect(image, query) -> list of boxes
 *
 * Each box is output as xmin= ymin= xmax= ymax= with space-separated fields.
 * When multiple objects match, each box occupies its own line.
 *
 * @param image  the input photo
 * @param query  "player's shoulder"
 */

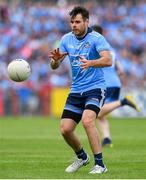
xmin=89 ymin=31 xmax=103 ymax=39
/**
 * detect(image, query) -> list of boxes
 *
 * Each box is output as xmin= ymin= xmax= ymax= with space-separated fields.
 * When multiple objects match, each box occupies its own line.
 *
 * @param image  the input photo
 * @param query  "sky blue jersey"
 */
xmin=59 ymin=28 xmax=111 ymax=93
xmin=102 ymin=50 xmax=121 ymax=88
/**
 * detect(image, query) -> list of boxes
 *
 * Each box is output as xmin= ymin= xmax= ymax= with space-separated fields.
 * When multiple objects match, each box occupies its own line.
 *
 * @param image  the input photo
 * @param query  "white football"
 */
xmin=7 ymin=59 xmax=31 ymax=82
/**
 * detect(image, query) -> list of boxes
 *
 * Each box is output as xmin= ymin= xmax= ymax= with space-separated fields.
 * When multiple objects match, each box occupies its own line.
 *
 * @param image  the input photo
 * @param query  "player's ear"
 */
xmin=85 ymin=18 xmax=89 ymax=25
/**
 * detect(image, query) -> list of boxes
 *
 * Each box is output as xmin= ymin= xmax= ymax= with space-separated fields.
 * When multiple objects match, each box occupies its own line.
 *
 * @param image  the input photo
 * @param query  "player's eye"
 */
xmin=75 ymin=21 xmax=80 ymax=24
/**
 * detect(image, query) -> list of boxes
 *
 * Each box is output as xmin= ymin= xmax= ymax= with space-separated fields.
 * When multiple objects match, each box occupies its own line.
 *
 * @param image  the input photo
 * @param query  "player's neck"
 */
xmin=77 ymin=28 xmax=88 ymax=38
xmin=76 ymin=27 xmax=92 ymax=40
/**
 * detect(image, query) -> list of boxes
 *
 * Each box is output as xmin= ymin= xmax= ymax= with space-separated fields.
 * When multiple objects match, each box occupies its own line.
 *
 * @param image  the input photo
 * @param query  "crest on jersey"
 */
xmin=84 ymin=42 xmax=90 ymax=48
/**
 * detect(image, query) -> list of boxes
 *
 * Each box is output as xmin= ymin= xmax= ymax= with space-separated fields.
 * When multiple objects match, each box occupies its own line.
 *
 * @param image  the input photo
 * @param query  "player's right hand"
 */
xmin=48 ymin=48 xmax=68 ymax=62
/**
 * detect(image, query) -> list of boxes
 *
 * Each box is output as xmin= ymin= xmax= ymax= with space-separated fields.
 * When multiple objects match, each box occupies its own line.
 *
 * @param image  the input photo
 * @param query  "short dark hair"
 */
xmin=69 ymin=6 xmax=89 ymax=20
xmin=92 ymin=25 xmax=103 ymax=35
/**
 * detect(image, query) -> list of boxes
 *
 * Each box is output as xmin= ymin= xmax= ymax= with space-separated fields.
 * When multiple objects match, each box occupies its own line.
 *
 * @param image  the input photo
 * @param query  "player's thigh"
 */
xmin=82 ymin=88 xmax=105 ymax=126
xmin=85 ymin=88 xmax=106 ymax=114
xmin=61 ymin=93 xmax=83 ymax=124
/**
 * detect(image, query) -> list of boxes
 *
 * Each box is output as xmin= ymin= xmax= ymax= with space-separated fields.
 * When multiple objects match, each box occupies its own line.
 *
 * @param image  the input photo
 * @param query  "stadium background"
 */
xmin=1 ymin=0 xmax=146 ymax=179
xmin=0 ymin=0 xmax=146 ymax=117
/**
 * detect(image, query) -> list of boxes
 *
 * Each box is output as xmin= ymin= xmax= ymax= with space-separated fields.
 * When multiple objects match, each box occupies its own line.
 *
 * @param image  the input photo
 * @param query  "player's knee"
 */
xmin=60 ymin=123 xmax=72 ymax=136
xmin=82 ymin=114 xmax=95 ymax=129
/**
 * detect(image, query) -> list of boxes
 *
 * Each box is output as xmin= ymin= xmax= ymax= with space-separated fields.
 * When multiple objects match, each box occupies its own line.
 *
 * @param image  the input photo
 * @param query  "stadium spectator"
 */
xmin=0 ymin=1 xmax=9 ymax=22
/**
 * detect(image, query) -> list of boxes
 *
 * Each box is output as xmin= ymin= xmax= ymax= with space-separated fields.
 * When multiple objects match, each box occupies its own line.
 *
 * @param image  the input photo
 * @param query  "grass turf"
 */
xmin=0 ymin=116 xmax=146 ymax=179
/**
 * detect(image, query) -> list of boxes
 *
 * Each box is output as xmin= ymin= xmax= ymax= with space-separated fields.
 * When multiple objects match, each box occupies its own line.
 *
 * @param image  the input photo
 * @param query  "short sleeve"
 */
xmin=95 ymin=35 xmax=111 ymax=53
xmin=59 ymin=36 xmax=67 ymax=53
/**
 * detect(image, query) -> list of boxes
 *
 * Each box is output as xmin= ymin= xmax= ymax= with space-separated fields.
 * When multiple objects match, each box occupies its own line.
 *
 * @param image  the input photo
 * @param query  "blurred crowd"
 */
xmin=0 ymin=0 xmax=146 ymax=116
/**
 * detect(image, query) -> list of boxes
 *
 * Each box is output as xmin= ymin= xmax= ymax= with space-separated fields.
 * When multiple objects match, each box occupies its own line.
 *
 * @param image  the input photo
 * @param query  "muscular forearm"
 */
xmin=90 ymin=57 xmax=112 ymax=68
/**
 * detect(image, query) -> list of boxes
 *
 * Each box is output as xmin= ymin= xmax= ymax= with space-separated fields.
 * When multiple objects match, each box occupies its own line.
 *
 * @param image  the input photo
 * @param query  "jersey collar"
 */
xmin=75 ymin=27 xmax=92 ymax=40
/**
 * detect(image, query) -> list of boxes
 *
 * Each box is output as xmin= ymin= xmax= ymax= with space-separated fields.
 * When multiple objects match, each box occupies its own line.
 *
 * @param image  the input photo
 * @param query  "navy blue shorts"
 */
xmin=61 ymin=88 xmax=106 ymax=123
xmin=105 ymin=87 xmax=121 ymax=103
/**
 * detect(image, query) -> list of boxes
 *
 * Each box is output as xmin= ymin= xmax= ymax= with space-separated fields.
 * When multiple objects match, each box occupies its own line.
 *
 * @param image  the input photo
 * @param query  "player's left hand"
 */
xmin=79 ymin=56 xmax=92 ymax=70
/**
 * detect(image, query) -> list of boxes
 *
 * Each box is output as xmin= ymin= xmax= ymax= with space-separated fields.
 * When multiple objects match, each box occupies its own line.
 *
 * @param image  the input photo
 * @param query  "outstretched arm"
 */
xmin=49 ymin=48 xmax=68 ymax=69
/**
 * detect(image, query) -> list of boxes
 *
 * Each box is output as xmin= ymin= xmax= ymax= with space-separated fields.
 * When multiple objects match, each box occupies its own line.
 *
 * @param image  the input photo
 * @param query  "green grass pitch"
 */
xmin=0 ymin=116 xmax=146 ymax=179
